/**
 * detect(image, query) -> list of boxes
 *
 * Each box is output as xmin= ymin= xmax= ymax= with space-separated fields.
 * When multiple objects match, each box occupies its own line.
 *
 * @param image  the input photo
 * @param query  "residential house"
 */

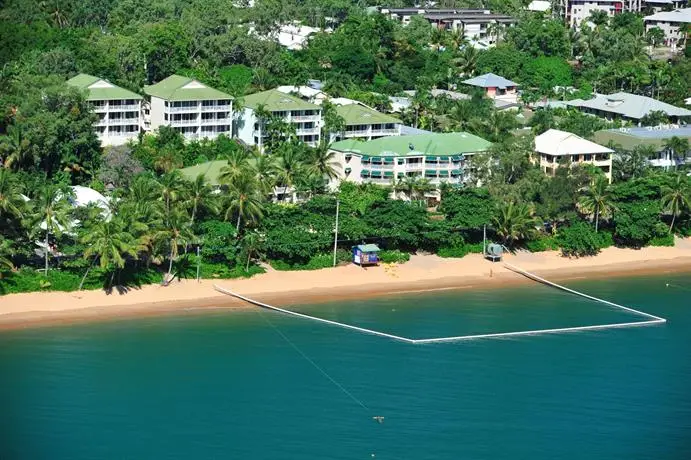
xmin=593 ymin=125 xmax=691 ymax=168
xmin=534 ymin=129 xmax=614 ymax=182
xmin=565 ymin=92 xmax=691 ymax=124
xmin=527 ymin=1 xmax=552 ymax=12
xmin=462 ymin=73 xmax=519 ymax=104
xmin=276 ymin=85 xmax=329 ymax=105
xmin=559 ymin=1 xmax=643 ymax=28
xmin=144 ymin=75 xmax=233 ymax=141
xmin=238 ymin=89 xmax=322 ymax=148
xmin=333 ymin=101 xmax=402 ymax=141
xmin=643 ymin=0 xmax=688 ymax=13
xmin=329 ymin=132 xmax=492 ymax=197
xmin=67 ymin=73 xmax=143 ymax=146
xmin=644 ymin=8 xmax=691 ymax=49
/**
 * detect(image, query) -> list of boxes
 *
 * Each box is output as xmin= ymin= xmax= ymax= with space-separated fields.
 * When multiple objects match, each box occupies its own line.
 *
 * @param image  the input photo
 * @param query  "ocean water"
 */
xmin=1 ymin=273 xmax=690 ymax=459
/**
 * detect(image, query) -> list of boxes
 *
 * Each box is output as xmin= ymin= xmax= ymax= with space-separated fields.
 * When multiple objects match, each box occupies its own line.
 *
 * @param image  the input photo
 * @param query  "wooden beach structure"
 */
xmin=352 ymin=244 xmax=381 ymax=266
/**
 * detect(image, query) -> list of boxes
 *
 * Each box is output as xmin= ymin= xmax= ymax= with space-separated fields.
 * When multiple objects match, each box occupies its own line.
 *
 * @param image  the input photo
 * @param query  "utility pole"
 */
xmin=196 ymin=246 xmax=201 ymax=282
xmin=332 ymin=199 xmax=340 ymax=267
xmin=483 ymin=224 xmax=487 ymax=256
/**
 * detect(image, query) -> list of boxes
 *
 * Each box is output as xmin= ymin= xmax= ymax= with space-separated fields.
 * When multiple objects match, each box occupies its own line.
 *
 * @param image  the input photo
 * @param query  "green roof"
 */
xmin=592 ymin=128 xmax=691 ymax=152
xmin=356 ymin=244 xmax=380 ymax=252
xmin=67 ymin=73 xmax=143 ymax=101
xmin=330 ymin=132 xmax=491 ymax=157
xmin=336 ymin=103 xmax=400 ymax=126
xmin=180 ymin=160 xmax=228 ymax=185
xmin=242 ymin=89 xmax=320 ymax=112
xmin=144 ymin=75 xmax=233 ymax=101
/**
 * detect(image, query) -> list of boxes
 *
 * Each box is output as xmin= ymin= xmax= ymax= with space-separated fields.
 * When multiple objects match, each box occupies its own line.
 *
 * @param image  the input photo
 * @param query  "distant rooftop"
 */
xmin=330 ymin=132 xmax=491 ymax=157
xmin=527 ymin=0 xmax=551 ymax=12
xmin=535 ymin=129 xmax=613 ymax=156
xmin=644 ymin=8 xmax=691 ymax=23
xmin=566 ymin=92 xmax=691 ymax=120
xmin=593 ymin=126 xmax=691 ymax=151
xmin=242 ymin=89 xmax=320 ymax=111
xmin=462 ymin=73 xmax=519 ymax=89
xmin=144 ymin=75 xmax=232 ymax=101
xmin=67 ymin=73 xmax=142 ymax=101
xmin=335 ymin=103 xmax=401 ymax=126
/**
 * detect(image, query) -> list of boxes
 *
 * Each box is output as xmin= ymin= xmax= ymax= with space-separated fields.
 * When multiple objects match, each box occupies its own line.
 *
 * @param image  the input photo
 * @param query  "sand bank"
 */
xmin=2 ymin=241 xmax=691 ymax=330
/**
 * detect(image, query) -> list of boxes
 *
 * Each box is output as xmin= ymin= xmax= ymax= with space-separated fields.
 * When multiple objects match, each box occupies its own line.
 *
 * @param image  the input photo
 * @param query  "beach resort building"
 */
xmin=333 ymin=101 xmax=402 ymax=141
xmin=558 ymin=1 xmax=643 ymax=28
xmin=462 ymin=73 xmax=520 ymax=105
xmin=534 ymin=129 xmax=614 ymax=182
xmin=67 ymin=73 xmax=143 ymax=146
xmin=275 ymin=85 xmax=329 ymax=105
xmin=144 ymin=75 xmax=233 ymax=141
xmin=566 ymin=92 xmax=691 ymax=124
xmin=644 ymin=8 xmax=691 ymax=49
xmin=237 ymin=89 xmax=322 ymax=148
xmin=593 ymin=125 xmax=691 ymax=168
xmin=328 ymin=132 xmax=492 ymax=196
xmin=527 ymin=1 xmax=552 ymax=12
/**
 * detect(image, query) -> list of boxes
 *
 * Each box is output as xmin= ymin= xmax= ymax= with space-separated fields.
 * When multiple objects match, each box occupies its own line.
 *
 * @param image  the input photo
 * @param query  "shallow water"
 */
xmin=1 ymin=273 xmax=690 ymax=459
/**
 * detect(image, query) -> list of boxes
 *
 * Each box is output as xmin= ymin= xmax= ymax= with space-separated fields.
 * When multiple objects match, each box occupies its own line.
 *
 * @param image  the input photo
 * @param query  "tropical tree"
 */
xmin=664 ymin=136 xmax=689 ymax=163
xmin=80 ymin=217 xmax=138 ymax=289
xmin=0 ymin=125 xmax=34 ymax=171
xmin=274 ymin=145 xmax=307 ymax=202
xmin=0 ymin=169 xmax=25 ymax=219
xmin=224 ymin=170 xmax=264 ymax=232
xmin=393 ymin=175 xmax=434 ymax=201
xmin=251 ymin=152 xmax=277 ymax=195
xmin=305 ymin=139 xmax=340 ymax=181
xmin=185 ymin=173 xmax=218 ymax=225
xmin=158 ymin=208 xmax=197 ymax=281
xmin=661 ymin=174 xmax=690 ymax=233
xmin=492 ymin=201 xmax=539 ymax=247
xmin=158 ymin=171 xmax=185 ymax=223
xmin=240 ymin=230 xmax=265 ymax=271
xmin=218 ymin=149 xmax=251 ymax=186
xmin=578 ymin=176 xmax=615 ymax=232
xmin=31 ymin=184 xmax=72 ymax=274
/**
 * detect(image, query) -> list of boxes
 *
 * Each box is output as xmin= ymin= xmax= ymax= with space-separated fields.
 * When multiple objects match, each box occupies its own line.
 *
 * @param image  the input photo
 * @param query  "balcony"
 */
xmin=405 ymin=163 xmax=423 ymax=171
xmin=368 ymin=162 xmax=395 ymax=170
xmin=201 ymin=117 xmax=231 ymax=125
xmin=649 ymin=158 xmax=685 ymax=168
xmin=296 ymin=127 xmax=320 ymax=136
xmin=201 ymin=104 xmax=232 ymax=112
xmin=344 ymin=130 xmax=369 ymax=137
xmin=108 ymin=130 xmax=139 ymax=138
xmin=95 ymin=119 xmax=108 ymax=127
xmin=108 ymin=118 xmax=139 ymax=126
xmin=170 ymin=119 xmax=199 ymax=126
xmin=291 ymin=115 xmax=320 ymax=122
xmin=92 ymin=105 xmax=108 ymax=112
xmin=168 ymin=105 xmax=199 ymax=113
xmin=109 ymin=104 xmax=140 ymax=111
xmin=370 ymin=128 xmax=399 ymax=135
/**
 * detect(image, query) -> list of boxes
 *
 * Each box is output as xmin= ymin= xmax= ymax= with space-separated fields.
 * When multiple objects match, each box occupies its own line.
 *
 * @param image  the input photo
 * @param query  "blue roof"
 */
xmin=605 ymin=126 xmax=691 ymax=139
xmin=462 ymin=73 xmax=518 ymax=89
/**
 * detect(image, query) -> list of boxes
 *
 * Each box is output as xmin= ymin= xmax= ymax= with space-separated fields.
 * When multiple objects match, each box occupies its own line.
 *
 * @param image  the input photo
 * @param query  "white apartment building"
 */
xmin=237 ymin=89 xmax=322 ymax=148
xmin=560 ymin=0 xmax=642 ymax=27
xmin=331 ymin=99 xmax=402 ymax=141
xmin=67 ymin=73 xmax=143 ymax=146
xmin=144 ymin=75 xmax=233 ymax=141
xmin=644 ymin=7 xmax=691 ymax=48
xmin=534 ymin=129 xmax=614 ymax=182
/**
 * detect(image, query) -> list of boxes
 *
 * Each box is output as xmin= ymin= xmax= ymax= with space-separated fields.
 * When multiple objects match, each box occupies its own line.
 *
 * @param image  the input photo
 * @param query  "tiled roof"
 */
xmin=67 ymin=73 xmax=143 ymax=101
xmin=462 ymin=73 xmax=518 ymax=89
xmin=330 ymin=132 xmax=491 ymax=157
xmin=144 ymin=75 xmax=233 ymax=101
xmin=242 ymin=89 xmax=320 ymax=111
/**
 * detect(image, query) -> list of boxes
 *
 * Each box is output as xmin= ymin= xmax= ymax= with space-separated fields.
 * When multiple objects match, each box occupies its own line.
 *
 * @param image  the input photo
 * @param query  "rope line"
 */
xmin=256 ymin=307 xmax=370 ymax=411
xmin=213 ymin=265 xmax=666 ymax=343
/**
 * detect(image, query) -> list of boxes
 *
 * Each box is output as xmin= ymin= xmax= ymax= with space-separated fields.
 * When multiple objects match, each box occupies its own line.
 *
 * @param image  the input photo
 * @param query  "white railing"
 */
xmin=108 ymin=118 xmax=139 ymax=125
xmin=649 ymin=158 xmax=685 ymax=167
xmin=170 ymin=119 xmax=199 ymax=126
xmin=369 ymin=163 xmax=394 ymax=169
xmin=370 ymin=128 xmax=399 ymax=135
xmin=92 ymin=105 xmax=108 ymax=112
xmin=201 ymin=104 xmax=232 ymax=111
xmin=95 ymin=119 xmax=108 ymax=126
xmin=296 ymin=128 xmax=320 ymax=135
xmin=107 ymin=131 xmax=139 ymax=138
xmin=405 ymin=163 xmax=423 ymax=170
xmin=109 ymin=104 xmax=140 ymax=111
xmin=203 ymin=118 xmax=231 ymax=125
xmin=345 ymin=130 xmax=369 ymax=137
xmin=291 ymin=115 xmax=320 ymax=122
xmin=168 ymin=105 xmax=199 ymax=113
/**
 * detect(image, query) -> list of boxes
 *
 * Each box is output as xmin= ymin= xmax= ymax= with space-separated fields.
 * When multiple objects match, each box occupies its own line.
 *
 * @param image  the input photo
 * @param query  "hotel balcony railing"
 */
xmin=370 ymin=128 xmax=399 ymax=135
xmin=405 ymin=163 xmax=424 ymax=170
xmin=92 ymin=105 xmax=108 ymax=112
xmin=95 ymin=119 xmax=108 ymax=126
xmin=201 ymin=104 xmax=232 ymax=111
xmin=170 ymin=119 xmax=199 ymax=126
xmin=108 ymin=118 xmax=140 ymax=125
xmin=291 ymin=115 xmax=320 ymax=122
xmin=201 ymin=118 xmax=231 ymax=125
xmin=108 ymin=131 xmax=139 ymax=137
xmin=296 ymin=127 xmax=320 ymax=135
xmin=367 ymin=163 xmax=395 ymax=169
xmin=168 ymin=105 xmax=200 ymax=113
xmin=345 ymin=130 xmax=369 ymax=137
xmin=109 ymin=104 xmax=140 ymax=111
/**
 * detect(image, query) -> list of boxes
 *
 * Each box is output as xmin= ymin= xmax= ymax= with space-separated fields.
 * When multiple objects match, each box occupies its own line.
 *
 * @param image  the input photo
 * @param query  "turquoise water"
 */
xmin=1 ymin=274 xmax=690 ymax=459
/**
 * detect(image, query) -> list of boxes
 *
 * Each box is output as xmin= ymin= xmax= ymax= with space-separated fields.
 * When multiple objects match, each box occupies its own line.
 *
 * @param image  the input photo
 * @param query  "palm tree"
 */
xmin=80 ymin=218 xmax=138 ymax=289
xmin=158 ymin=208 xmax=197 ymax=281
xmin=218 ymin=149 xmax=251 ymax=186
xmin=185 ymin=174 xmax=218 ymax=225
xmin=453 ymin=46 xmax=478 ymax=78
xmin=394 ymin=176 xmax=433 ymax=201
xmin=661 ymin=175 xmax=690 ymax=234
xmin=32 ymin=184 xmax=72 ymax=274
xmin=158 ymin=171 xmax=185 ymax=222
xmin=578 ymin=176 xmax=615 ymax=232
xmin=492 ymin=201 xmax=539 ymax=247
xmin=274 ymin=146 xmax=306 ymax=202
xmin=663 ymin=137 xmax=689 ymax=165
xmin=251 ymin=152 xmax=277 ymax=195
xmin=153 ymin=147 xmax=182 ymax=173
xmin=223 ymin=170 xmax=264 ymax=232
xmin=0 ymin=125 xmax=34 ymax=171
xmin=241 ymin=231 xmax=264 ymax=272
xmin=0 ymin=169 xmax=25 ymax=219
xmin=305 ymin=139 xmax=339 ymax=181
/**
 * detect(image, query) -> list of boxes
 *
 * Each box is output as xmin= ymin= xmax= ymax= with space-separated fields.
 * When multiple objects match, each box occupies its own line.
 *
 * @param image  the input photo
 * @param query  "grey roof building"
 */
xmin=462 ymin=73 xmax=519 ymax=90
xmin=566 ymin=92 xmax=691 ymax=122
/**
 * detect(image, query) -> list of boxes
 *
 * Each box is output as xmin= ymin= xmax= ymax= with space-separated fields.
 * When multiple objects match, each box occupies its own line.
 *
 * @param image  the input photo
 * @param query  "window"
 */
xmin=164 ymin=114 xmax=168 ymax=121
xmin=583 ymin=154 xmax=592 ymax=161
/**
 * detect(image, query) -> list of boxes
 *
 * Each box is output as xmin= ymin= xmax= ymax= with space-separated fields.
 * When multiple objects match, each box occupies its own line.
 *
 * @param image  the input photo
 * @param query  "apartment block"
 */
xmin=67 ymin=74 xmax=143 ymax=146
xmin=644 ymin=7 xmax=691 ymax=48
xmin=560 ymin=0 xmax=642 ymax=27
xmin=332 ymin=100 xmax=402 ymax=141
xmin=238 ymin=89 xmax=322 ymax=148
xmin=534 ymin=129 xmax=614 ymax=182
xmin=144 ymin=75 xmax=233 ymax=141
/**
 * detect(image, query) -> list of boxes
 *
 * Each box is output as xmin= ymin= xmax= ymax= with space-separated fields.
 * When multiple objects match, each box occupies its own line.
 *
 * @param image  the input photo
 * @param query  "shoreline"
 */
xmin=1 ymin=243 xmax=691 ymax=332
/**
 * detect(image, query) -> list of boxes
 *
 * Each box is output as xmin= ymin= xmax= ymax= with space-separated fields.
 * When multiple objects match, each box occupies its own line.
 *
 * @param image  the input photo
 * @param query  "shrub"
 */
xmin=378 ymin=250 xmax=410 ymax=264
xmin=525 ymin=236 xmax=558 ymax=252
xmin=198 ymin=262 xmax=264 ymax=279
xmin=437 ymin=242 xmax=484 ymax=258
xmin=557 ymin=221 xmax=606 ymax=257
xmin=269 ymin=250 xmax=351 ymax=271
xmin=648 ymin=234 xmax=675 ymax=247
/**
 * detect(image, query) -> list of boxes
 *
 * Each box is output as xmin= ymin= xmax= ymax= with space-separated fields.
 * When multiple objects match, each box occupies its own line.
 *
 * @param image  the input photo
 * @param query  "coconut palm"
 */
xmin=158 ymin=207 xmax=197 ymax=281
xmin=664 ymin=136 xmax=689 ymax=163
xmin=304 ymin=139 xmax=339 ymax=181
xmin=185 ymin=173 xmax=218 ymax=225
xmin=80 ymin=217 xmax=138 ymax=289
xmin=31 ymin=184 xmax=72 ymax=274
xmin=578 ymin=176 xmax=615 ymax=232
xmin=218 ymin=149 xmax=251 ymax=186
xmin=251 ymin=152 xmax=277 ymax=195
xmin=0 ymin=125 xmax=34 ymax=171
xmin=223 ymin=170 xmax=264 ymax=232
xmin=274 ymin=146 xmax=307 ymax=202
xmin=394 ymin=176 xmax=434 ymax=201
xmin=492 ymin=201 xmax=539 ymax=247
xmin=661 ymin=174 xmax=690 ymax=233
xmin=158 ymin=171 xmax=185 ymax=221
xmin=0 ymin=169 xmax=25 ymax=219
xmin=241 ymin=230 xmax=265 ymax=271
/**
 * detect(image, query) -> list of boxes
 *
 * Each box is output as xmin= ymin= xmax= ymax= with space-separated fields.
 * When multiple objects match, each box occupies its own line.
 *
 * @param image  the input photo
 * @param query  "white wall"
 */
xmin=149 ymin=96 xmax=166 ymax=131
xmin=236 ymin=107 xmax=258 ymax=146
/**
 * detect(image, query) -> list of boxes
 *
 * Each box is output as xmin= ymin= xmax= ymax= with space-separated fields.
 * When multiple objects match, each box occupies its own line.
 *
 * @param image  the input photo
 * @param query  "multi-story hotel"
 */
xmin=333 ymin=101 xmax=402 ymax=141
xmin=144 ymin=75 xmax=233 ymax=141
xmin=328 ymin=132 xmax=492 ymax=197
xmin=559 ymin=1 xmax=642 ymax=27
xmin=534 ymin=129 xmax=614 ymax=182
xmin=237 ymin=89 xmax=322 ymax=148
xmin=67 ymin=73 xmax=143 ymax=146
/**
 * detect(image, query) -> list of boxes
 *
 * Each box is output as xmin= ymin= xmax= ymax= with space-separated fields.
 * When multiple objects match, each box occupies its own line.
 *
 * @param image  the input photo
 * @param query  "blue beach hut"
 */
xmin=352 ymin=244 xmax=381 ymax=266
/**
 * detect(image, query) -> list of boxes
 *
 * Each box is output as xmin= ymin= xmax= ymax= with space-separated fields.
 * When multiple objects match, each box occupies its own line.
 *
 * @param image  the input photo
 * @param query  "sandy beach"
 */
xmin=1 ymin=240 xmax=691 ymax=330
